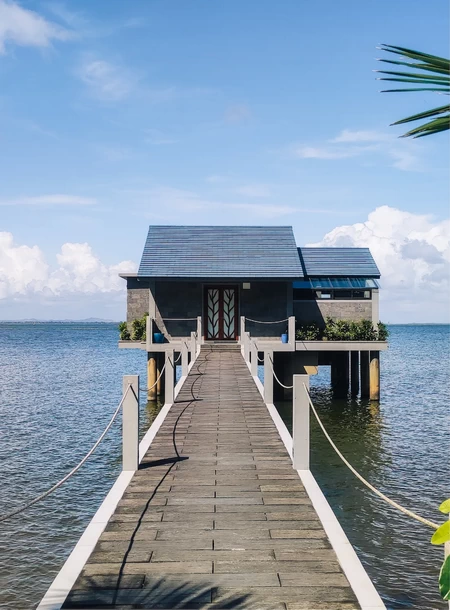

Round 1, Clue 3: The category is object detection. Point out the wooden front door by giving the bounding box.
[204,286,239,340]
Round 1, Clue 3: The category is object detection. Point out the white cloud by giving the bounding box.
[234,184,271,198]
[0,0,72,53]
[294,146,363,160]
[292,128,422,171]
[0,194,96,206]
[0,232,136,301]
[135,186,296,219]
[307,205,450,322]
[330,130,391,144]
[78,58,134,101]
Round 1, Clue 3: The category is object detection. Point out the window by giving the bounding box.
[316,290,332,299]
[334,290,352,299]
[293,289,315,300]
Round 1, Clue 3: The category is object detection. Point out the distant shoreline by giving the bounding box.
[0,320,448,326]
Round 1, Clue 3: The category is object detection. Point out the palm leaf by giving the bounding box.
[377,44,450,138]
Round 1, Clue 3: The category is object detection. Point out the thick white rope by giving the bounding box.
[303,384,439,530]
[0,384,133,523]
[245,317,289,324]
[162,318,198,321]
[141,359,168,393]
[268,356,294,390]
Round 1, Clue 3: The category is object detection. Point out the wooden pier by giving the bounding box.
[62,345,361,610]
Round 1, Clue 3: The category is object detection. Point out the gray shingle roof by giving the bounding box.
[298,247,380,278]
[138,226,304,278]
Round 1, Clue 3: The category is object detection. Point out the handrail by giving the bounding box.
[303,383,439,530]
[245,317,289,324]
[0,384,133,524]
[268,355,294,389]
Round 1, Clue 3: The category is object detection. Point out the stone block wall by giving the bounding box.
[294,300,372,326]
[126,279,150,323]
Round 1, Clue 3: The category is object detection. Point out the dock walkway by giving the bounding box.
[62,345,360,610]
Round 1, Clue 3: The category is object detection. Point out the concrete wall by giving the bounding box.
[294,299,372,326]
[155,281,202,337]
[125,280,291,338]
[126,279,150,323]
[240,282,289,337]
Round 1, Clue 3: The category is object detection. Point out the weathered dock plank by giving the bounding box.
[62,346,360,609]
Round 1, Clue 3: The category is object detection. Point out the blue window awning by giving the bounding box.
[293,277,379,289]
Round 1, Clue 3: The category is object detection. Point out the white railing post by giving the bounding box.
[240,316,246,343]
[122,375,139,472]
[197,316,202,345]
[190,331,197,361]
[181,341,189,377]
[250,340,258,376]
[146,316,152,351]
[292,374,310,470]
[288,316,295,348]
[165,349,175,404]
[243,332,250,362]
[264,351,273,404]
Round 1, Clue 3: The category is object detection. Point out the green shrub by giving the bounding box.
[119,313,149,341]
[298,317,389,341]
[296,322,321,340]
[118,321,130,340]
[377,322,389,341]
[131,313,148,341]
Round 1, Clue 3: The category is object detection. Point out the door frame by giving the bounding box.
[203,284,240,341]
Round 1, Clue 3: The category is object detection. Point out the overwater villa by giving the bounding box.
[119,226,387,400]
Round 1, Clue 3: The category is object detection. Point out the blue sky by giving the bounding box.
[0,0,449,321]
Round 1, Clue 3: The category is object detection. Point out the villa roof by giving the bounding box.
[137,226,304,279]
[298,247,380,278]
[131,226,381,280]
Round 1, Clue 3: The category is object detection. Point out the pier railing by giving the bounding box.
[241,336,444,532]
[0,344,201,524]
[146,315,202,350]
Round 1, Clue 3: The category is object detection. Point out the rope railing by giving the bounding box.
[245,317,289,324]
[0,384,133,524]
[268,356,294,389]
[162,317,198,321]
[303,383,439,530]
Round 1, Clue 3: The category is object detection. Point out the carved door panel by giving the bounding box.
[205,286,238,340]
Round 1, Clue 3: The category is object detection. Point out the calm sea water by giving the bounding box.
[0,323,448,609]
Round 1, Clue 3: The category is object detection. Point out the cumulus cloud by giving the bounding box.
[0,232,136,301]
[308,206,450,322]
[292,128,422,171]
[0,0,72,53]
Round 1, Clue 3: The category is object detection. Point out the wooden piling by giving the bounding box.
[369,350,380,401]
[350,351,359,396]
[147,352,157,400]
[360,351,369,398]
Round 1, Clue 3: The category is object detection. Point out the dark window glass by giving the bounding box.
[334,290,352,299]
[293,289,315,300]
[352,290,371,299]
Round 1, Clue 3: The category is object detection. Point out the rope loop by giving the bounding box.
[162,318,198,321]
[268,356,294,389]
[245,317,289,325]
[302,383,439,530]
[0,384,133,523]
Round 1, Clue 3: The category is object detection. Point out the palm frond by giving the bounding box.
[377,44,450,138]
